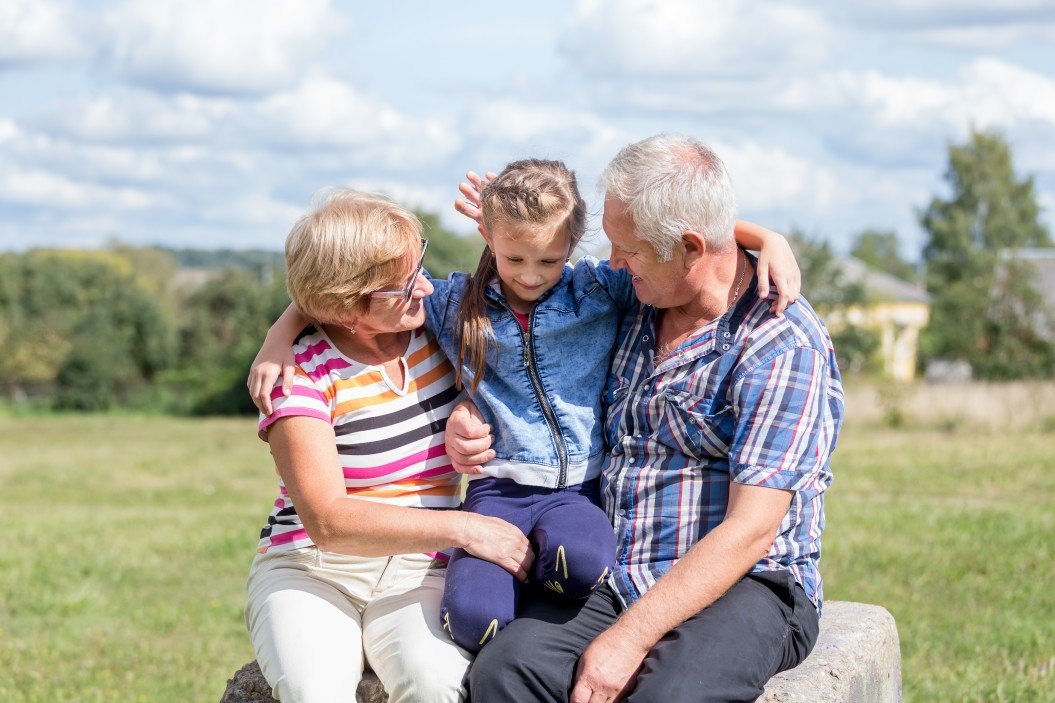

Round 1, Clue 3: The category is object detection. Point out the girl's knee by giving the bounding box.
[440,597,515,653]
[535,542,614,599]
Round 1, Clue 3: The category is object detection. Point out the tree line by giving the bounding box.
[1,130,1052,414]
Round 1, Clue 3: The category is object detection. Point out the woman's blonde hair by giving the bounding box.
[456,159,587,392]
[285,188,422,325]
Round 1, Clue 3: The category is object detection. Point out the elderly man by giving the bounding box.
[448,134,844,702]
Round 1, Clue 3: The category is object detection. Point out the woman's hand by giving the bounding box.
[755,231,801,317]
[460,512,534,583]
[445,401,496,473]
[453,170,496,236]
[248,340,296,415]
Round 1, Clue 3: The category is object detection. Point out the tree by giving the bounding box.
[416,210,484,279]
[919,130,1053,377]
[850,229,918,282]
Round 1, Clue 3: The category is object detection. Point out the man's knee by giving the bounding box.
[467,631,526,696]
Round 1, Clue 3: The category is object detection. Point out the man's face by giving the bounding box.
[602,195,681,307]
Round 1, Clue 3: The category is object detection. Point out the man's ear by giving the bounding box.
[681,229,707,266]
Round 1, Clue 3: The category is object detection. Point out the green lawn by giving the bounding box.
[2,414,1053,701]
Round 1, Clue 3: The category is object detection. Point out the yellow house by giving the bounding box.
[828,257,930,381]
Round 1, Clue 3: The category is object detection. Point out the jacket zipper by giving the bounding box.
[517,313,569,488]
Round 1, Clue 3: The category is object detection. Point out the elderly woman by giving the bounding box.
[244,189,532,702]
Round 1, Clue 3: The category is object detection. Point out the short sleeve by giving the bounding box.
[729,346,832,492]
[257,368,333,441]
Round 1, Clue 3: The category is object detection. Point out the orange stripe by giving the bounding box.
[408,359,453,394]
[408,337,441,368]
[333,372,383,392]
[347,484,460,499]
[333,388,400,416]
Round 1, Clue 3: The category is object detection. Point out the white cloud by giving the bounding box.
[559,0,834,79]
[0,0,85,66]
[102,0,346,95]
[779,59,1055,169]
[0,166,168,211]
[247,76,462,167]
[39,89,234,144]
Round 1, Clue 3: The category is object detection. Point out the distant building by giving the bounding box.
[995,248,1055,341]
[828,256,931,382]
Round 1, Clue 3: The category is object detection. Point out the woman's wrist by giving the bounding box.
[450,511,472,550]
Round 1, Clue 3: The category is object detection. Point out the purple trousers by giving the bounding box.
[440,476,616,653]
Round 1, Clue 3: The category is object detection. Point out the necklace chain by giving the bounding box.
[729,248,747,308]
[654,249,746,364]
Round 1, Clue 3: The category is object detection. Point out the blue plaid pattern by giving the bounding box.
[601,267,844,611]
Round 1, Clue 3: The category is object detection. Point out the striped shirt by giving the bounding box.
[602,271,844,610]
[256,326,463,554]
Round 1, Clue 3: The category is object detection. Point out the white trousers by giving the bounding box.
[245,547,472,703]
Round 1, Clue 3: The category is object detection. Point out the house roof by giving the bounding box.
[834,255,931,304]
[998,247,1055,316]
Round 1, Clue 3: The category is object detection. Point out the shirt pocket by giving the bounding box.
[655,388,732,460]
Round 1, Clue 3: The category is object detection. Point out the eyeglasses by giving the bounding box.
[369,238,428,302]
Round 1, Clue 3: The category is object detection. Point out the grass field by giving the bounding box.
[2,401,1053,701]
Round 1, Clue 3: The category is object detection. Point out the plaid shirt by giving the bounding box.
[602,272,844,611]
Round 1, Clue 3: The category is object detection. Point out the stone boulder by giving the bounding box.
[221,601,900,702]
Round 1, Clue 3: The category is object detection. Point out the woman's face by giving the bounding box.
[355,252,434,336]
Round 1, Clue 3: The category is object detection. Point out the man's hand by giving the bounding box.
[570,626,650,703]
[445,400,495,473]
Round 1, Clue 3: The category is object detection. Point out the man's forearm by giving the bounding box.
[606,513,778,650]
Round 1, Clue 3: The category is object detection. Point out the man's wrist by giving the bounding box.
[608,609,664,655]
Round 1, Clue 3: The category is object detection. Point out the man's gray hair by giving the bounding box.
[599,134,738,261]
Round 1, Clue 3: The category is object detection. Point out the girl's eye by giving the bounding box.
[542,260,559,265]
[507,258,523,263]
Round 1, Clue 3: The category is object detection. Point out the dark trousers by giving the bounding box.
[442,477,616,653]
[468,569,819,703]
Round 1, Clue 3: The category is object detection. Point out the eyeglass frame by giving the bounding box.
[368,237,428,302]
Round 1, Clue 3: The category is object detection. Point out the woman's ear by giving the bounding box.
[478,224,492,247]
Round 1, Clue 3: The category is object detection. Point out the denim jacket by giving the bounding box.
[424,257,635,488]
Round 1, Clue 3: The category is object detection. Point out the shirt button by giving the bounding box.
[724,331,731,338]
[642,335,650,342]
[721,343,731,350]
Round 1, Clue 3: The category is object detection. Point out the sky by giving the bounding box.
[1,0,1054,259]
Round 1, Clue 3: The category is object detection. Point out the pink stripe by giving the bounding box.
[428,551,451,564]
[271,385,328,403]
[341,444,449,480]
[294,338,334,365]
[268,527,308,546]
[259,407,332,435]
[273,497,285,508]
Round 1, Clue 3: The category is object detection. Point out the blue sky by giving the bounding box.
[2,0,1054,259]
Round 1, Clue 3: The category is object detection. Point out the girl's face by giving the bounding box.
[487,224,571,314]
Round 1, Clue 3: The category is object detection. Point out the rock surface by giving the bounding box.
[759,601,902,702]
[219,661,387,703]
[221,601,900,703]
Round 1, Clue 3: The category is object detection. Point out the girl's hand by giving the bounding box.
[460,513,534,582]
[248,342,296,415]
[453,170,497,236]
[445,401,495,473]
[755,232,801,317]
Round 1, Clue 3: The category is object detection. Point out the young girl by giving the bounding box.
[248,160,800,653]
